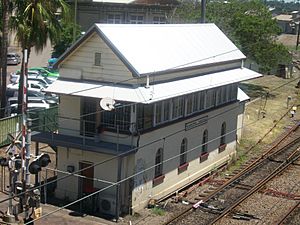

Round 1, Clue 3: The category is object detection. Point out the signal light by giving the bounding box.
[29,154,51,174]
[0,157,9,167]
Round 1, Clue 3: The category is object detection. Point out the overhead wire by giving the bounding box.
[0,99,263,205]
[1,66,298,198]
[1,47,299,219]
[5,96,297,218]
[25,120,260,225]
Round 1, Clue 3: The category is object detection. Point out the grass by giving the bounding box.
[225,73,300,174]
[151,207,165,216]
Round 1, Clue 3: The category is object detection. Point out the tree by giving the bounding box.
[10,0,69,113]
[174,0,292,73]
[0,0,9,118]
[52,20,81,58]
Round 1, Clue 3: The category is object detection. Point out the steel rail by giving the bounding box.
[208,147,300,225]
[164,123,300,225]
[277,200,300,225]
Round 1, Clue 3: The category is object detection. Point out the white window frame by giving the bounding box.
[130,15,144,24]
[107,14,122,24]
[94,52,101,66]
[171,96,184,120]
[154,99,171,126]
[153,16,166,24]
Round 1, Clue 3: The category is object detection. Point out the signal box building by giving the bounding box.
[33,24,261,217]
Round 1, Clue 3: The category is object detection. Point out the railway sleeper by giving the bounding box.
[267,157,284,163]
[231,212,260,221]
[199,202,224,214]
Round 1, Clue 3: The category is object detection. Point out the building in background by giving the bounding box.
[274,11,300,34]
[67,0,179,31]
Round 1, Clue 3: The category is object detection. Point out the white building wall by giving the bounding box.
[131,102,238,211]
[59,33,133,83]
[55,147,119,201]
[237,103,246,141]
[59,95,81,136]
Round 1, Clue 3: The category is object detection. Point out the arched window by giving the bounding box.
[180,138,188,165]
[202,129,208,153]
[155,148,163,178]
[220,122,226,146]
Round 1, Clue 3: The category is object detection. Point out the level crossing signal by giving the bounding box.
[29,153,51,174]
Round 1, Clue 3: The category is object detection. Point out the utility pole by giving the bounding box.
[73,0,78,43]
[296,22,300,50]
[200,0,206,23]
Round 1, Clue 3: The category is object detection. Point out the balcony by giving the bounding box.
[31,131,134,156]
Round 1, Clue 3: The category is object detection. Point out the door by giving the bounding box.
[79,161,94,194]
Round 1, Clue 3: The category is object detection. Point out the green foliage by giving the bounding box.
[52,20,82,58]
[10,0,70,52]
[174,0,292,73]
[151,206,165,216]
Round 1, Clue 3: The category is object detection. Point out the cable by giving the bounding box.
[3,48,240,112]
[0,101,260,205]
[2,68,299,136]
[26,122,254,225]
[2,81,299,193]
[1,55,299,213]
[2,102,298,224]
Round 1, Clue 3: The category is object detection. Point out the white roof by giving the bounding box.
[274,14,292,21]
[94,24,246,75]
[237,88,250,102]
[46,68,261,104]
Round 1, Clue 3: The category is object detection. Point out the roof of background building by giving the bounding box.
[274,14,293,21]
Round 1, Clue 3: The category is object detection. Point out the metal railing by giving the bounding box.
[0,107,59,148]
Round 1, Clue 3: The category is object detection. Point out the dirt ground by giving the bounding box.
[277,34,297,47]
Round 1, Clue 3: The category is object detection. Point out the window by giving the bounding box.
[229,84,238,101]
[101,105,131,131]
[94,53,101,66]
[153,16,166,24]
[130,15,144,24]
[107,14,121,24]
[220,122,226,146]
[137,104,154,130]
[155,100,170,125]
[205,89,216,109]
[172,96,184,119]
[199,91,206,110]
[180,138,188,166]
[186,94,194,115]
[202,129,208,153]
[80,97,97,137]
[155,148,163,178]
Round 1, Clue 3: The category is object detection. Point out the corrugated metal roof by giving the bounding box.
[95,23,246,76]
[46,68,261,104]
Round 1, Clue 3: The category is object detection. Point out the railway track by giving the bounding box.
[165,123,300,225]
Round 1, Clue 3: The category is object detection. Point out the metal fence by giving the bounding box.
[0,115,21,148]
[0,107,58,148]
